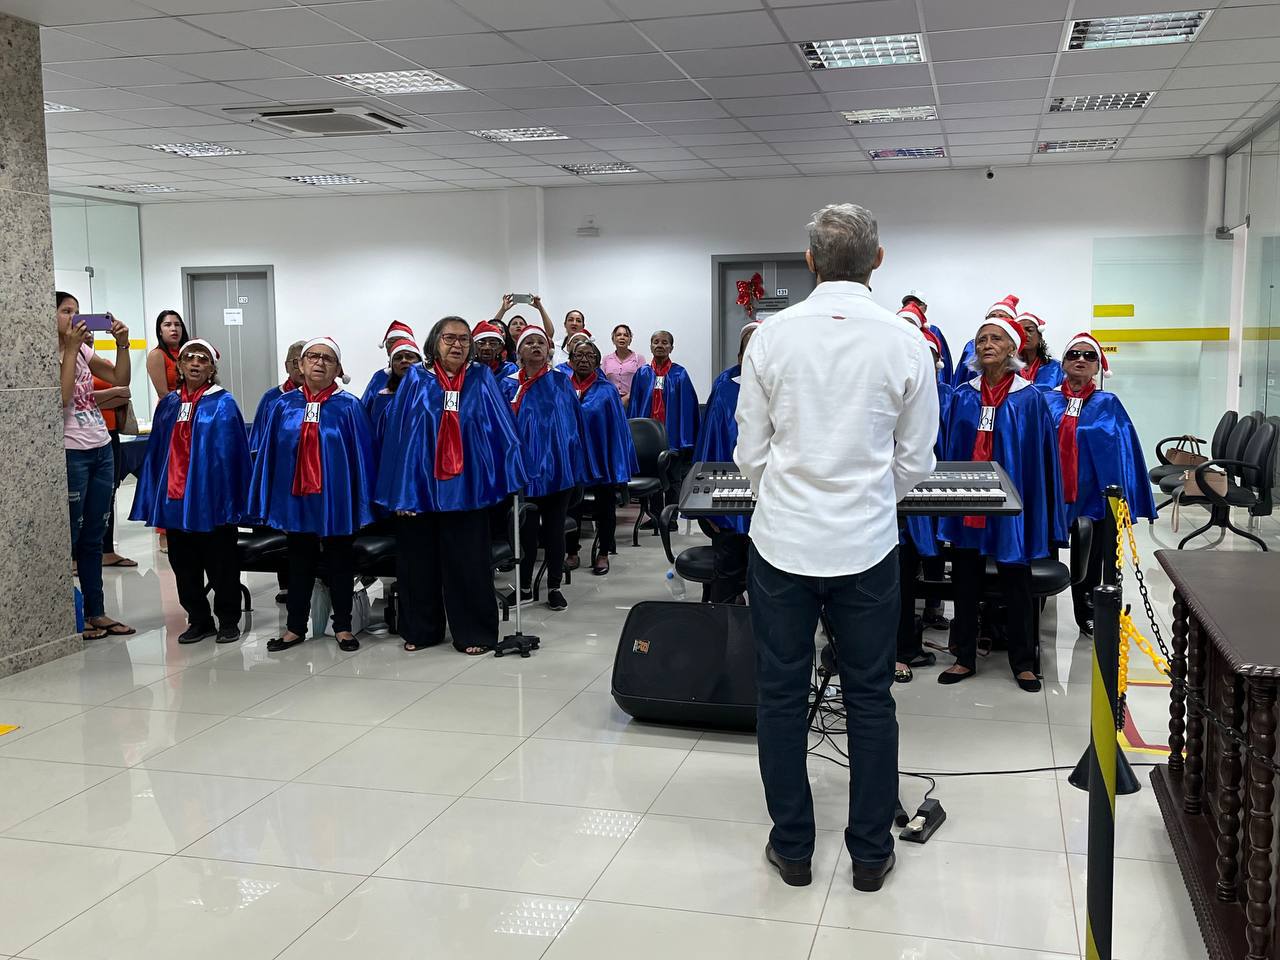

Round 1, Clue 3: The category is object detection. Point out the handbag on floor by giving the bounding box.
[309,579,372,637]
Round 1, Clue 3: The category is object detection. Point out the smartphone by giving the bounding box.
[511,293,534,305]
[74,313,113,332]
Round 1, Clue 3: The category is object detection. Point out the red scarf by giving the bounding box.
[281,378,298,393]
[571,369,597,401]
[292,381,339,496]
[511,363,550,415]
[432,362,466,480]
[649,358,673,422]
[1057,380,1096,504]
[165,381,212,499]
[964,373,1018,529]
[1021,356,1042,382]
[484,357,503,374]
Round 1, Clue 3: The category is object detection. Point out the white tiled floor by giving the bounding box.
[0,484,1256,959]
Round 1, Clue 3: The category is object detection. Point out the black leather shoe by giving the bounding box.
[216,625,240,644]
[274,592,287,604]
[765,844,811,887]
[1015,675,1042,693]
[852,852,895,892]
[178,623,215,644]
[937,668,974,685]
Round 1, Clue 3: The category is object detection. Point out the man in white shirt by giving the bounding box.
[734,202,938,894]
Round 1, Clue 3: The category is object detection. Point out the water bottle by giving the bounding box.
[665,569,687,600]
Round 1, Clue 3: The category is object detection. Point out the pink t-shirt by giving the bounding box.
[603,350,646,400]
[63,344,111,451]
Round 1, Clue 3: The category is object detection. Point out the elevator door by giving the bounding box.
[714,255,815,372]
[183,267,277,416]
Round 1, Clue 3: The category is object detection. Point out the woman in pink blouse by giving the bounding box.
[602,324,646,407]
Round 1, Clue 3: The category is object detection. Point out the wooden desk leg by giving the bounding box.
[1215,672,1244,902]
[1245,678,1276,960]
[1184,617,1206,815]
[1169,590,1188,776]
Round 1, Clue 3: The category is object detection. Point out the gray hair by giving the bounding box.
[806,203,880,283]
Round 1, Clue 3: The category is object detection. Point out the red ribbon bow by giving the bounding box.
[736,272,766,317]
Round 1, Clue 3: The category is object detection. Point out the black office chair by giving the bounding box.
[1174,419,1278,551]
[1149,410,1236,515]
[1160,415,1256,499]
[627,418,674,546]
[656,503,716,601]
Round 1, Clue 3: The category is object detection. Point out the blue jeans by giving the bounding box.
[748,544,900,865]
[67,443,115,620]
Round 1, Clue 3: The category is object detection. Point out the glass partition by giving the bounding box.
[49,193,154,419]
[1091,235,1233,450]
[1239,121,1280,417]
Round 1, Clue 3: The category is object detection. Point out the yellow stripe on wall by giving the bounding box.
[1093,304,1135,318]
[1092,327,1230,343]
[93,339,147,350]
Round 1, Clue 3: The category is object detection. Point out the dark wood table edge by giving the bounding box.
[1152,765,1248,960]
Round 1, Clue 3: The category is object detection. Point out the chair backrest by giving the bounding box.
[1241,420,1278,497]
[1069,517,1094,585]
[629,418,670,477]
[1211,410,1239,460]
[1222,417,1257,479]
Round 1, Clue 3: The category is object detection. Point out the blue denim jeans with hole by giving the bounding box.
[67,443,115,620]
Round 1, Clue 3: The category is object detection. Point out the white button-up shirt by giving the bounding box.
[734,280,939,577]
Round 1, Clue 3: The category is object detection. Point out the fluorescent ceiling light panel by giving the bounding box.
[44,101,79,113]
[470,127,568,142]
[327,69,464,95]
[1049,92,1154,112]
[145,142,247,157]
[800,34,924,69]
[842,105,938,124]
[868,146,945,160]
[1066,11,1209,49]
[1037,138,1120,153]
[560,162,640,175]
[285,174,371,185]
[95,183,180,193]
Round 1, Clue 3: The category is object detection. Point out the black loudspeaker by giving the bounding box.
[611,600,757,731]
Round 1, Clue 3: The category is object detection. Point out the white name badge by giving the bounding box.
[443,390,460,413]
[304,402,321,424]
[1066,397,1084,417]
[177,402,193,423]
[654,375,666,390]
[978,405,996,432]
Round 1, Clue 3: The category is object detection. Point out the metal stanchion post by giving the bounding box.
[1083,583,1122,960]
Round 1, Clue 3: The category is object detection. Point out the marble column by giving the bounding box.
[0,13,80,676]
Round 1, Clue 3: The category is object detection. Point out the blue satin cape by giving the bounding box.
[376,363,525,513]
[246,387,376,536]
[577,374,637,487]
[1027,359,1065,390]
[951,340,976,388]
[499,368,588,497]
[938,378,1068,564]
[902,380,955,556]
[692,365,750,535]
[928,323,954,385]
[248,384,290,457]
[1044,388,1157,524]
[626,362,701,452]
[129,388,250,532]
[360,368,389,408]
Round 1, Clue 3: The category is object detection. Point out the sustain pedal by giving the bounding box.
[898,798,946,844]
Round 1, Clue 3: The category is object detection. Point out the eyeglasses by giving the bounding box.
[438,334,472,346]
[302,352,338,365]
[1064,350,1099,362]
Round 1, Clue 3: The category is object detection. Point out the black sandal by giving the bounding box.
[267,635,305,652]
[894,665,913,683]
[337,636,360,652]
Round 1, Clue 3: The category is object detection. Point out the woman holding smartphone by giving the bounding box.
[57,291,136,640]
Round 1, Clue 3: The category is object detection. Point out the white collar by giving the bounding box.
[180,384,223,396]
[965,374,1032,394]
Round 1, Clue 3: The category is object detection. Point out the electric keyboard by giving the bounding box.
[678,461,1023,518]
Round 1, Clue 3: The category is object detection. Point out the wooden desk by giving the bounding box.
[1154,549,1280,960]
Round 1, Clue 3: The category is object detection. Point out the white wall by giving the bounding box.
[141,159,1210,397]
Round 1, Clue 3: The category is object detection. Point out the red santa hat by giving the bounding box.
[516,325,549,351]
[388,340,421,361]
[565,329,594,348]
[986,294,1020,320]
[977,315,1026,354]
[379,320,415,348]
[180,338,220,362]
[1064,332,1110,378]
[921,328,944,369]
[472,321,505,343]
[897,302,927,330]
[301,336,350,383]
[1015,311,1046,330]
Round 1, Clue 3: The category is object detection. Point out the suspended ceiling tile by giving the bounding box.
[932,54,1055,85]
[669,44,806,78]
[926,22,1063,61]
[304,0,489,39]
[771,0,922,41]
[920,0,1069,32]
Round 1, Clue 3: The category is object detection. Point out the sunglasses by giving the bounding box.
[1064,350,1099,362]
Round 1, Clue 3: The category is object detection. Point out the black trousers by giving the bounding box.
[567,485,619,557]
[708,530,750,603]
[396,510,497,652]
[896,536,923,662]
[102,430,121,554]
[1070,525,1105,629]
[167,525,240,629]
[749,545,899,865]
[921,556,945,612]
[663,449,692,507]
[948,549,1035,674]
[520,489,572,590]
[285,533,355,637]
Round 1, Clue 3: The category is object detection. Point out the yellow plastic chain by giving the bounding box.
[1108,497,1171,699]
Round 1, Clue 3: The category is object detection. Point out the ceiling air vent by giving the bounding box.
[223,103,415,137]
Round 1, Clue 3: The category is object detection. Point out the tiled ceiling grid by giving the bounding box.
[8,0,1280,202]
